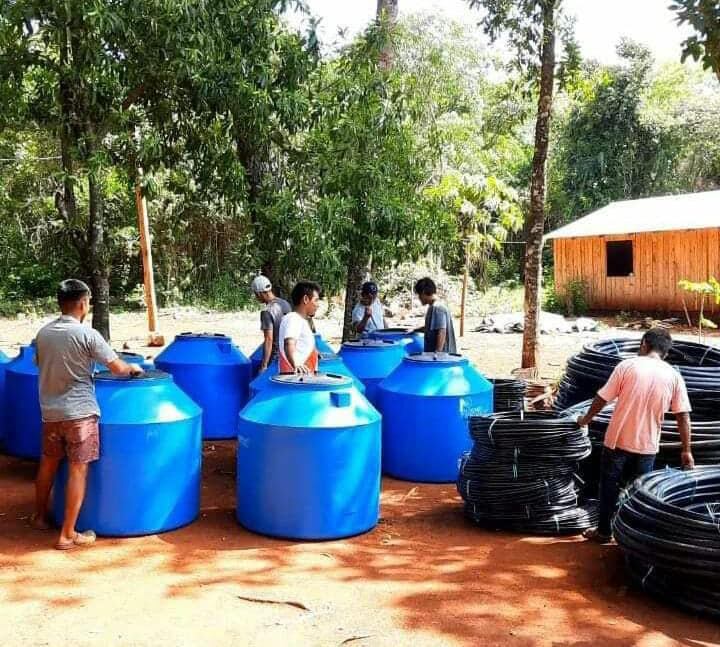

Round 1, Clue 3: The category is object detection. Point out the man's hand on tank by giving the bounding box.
[129,364,144,377]
[294,365,310,375]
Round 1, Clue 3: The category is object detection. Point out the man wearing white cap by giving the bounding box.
[251,275,291,373]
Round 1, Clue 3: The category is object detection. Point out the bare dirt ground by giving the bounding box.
[1,309,719,647]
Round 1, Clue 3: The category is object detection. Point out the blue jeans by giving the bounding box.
[598,447,655,536]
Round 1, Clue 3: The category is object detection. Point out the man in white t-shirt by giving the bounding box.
[351,281,386,337]
[278,281,322,374]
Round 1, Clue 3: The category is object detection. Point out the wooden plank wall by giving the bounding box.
[552,228,720,313]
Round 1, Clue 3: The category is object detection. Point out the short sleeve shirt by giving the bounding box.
[598,355,691,455]
[351,299,385,334]
[35,315,118,422]
[423,302,457,354]
[278,312,316,366]
[259,297,291,356]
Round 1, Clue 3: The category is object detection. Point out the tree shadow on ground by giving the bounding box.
[1,445,719,646]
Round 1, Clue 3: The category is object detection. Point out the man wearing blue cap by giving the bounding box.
[352,281,386,336]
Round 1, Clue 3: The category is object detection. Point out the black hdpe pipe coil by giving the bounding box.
[614,467,720,618]
[459,411,596,535]
[490,378,526,412]
[555,338,720,411]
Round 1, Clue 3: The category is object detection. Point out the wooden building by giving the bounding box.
[546,191,720,312]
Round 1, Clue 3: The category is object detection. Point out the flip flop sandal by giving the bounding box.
[30,515,52,531]
[55,530,97,551]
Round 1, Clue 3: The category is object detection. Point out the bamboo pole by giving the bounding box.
[135,170,164,347]
[460,240,469,337]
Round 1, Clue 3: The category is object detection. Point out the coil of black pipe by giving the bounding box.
[555,337,720,412]
[489,378,526,412]
[458,411,597,535]
[563,399,720,497]
[613,467,720,618]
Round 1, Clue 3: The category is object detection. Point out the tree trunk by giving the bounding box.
[339,0,399,342]
[521,0,557,369]
[460,241,469,337]
[87,150,111,340]
[342,252,370,342]
[376,0,399,69]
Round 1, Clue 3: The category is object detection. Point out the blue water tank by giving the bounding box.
[154,333,250,440]
[378,352,493,483]
[338,339,404,407]
[52,370,202,536]
[4,344,41,460]
[94,351,154,373]
[237,373,381,540]
[249,352,365,398]
[0,349,10,448]
[369,328,425,355]
[250,332,335,376]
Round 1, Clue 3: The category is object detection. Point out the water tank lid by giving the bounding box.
[319,352,339,361]
[271,373,351,387]
[374,327,412,334]
[406,352,466,364]
[175,332,231,341]
[95,369,169,382]
[342,339,399,349]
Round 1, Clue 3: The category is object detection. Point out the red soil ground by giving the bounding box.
[1,442,719,647]
[1,312,719,646]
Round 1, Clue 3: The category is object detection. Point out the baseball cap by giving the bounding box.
[251,275,272,294]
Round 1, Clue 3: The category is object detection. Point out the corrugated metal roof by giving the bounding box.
[545,190,720,239]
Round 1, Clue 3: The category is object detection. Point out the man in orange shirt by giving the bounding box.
[576,328,693,543]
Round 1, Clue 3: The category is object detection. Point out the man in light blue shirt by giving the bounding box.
[351,281,386,336]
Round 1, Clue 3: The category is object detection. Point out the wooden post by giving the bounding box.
[460,240,469,337]
[135,170,164,347]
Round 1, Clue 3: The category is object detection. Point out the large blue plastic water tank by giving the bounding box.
[338,339,404,407]
[155,333,250,440]
[4,344,41,460]
[369,328,425,355]
[52,370,202,536]
[250,332,335,376]
[378,352,493,483]
[237,373,381,540]
[94,351,154,373]
[0,349,10,448]
[249,352,365,398]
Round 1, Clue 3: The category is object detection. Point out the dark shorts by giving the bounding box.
[42,415,100,464]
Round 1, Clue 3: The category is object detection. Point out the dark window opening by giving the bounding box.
[606,240,634,277]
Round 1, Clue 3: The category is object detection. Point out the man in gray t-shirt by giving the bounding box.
[251,275,291,372]
[33,279,142,550]
[414,277,457,354]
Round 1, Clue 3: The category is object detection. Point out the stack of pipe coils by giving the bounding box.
[564,400,720,496]
[458,411,598,535]
[555,338,720,412]
[614,467,720,618]
[490,378,526,412]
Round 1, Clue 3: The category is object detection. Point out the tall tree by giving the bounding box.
[340,0,401,342]
[672,0,720,81]
[0,1,133,339]
[469,0,563,369]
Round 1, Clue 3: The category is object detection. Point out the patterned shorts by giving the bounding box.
[42,415,100,464]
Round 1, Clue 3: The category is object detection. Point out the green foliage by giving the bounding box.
[564,279,589,317]
[543,278,588,316]
[424,170,523,283]
[548,41,720,226]
[672,0,720,80]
